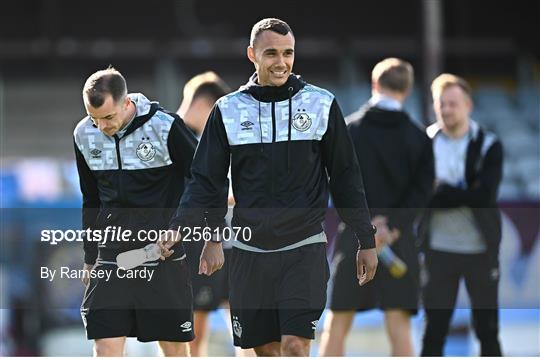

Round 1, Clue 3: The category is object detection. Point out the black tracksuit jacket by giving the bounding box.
[419,122,504,268]
[74,94,197,264]
[170,74,375,250]
[346,105,434,263]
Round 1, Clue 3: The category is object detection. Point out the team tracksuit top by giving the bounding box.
[170,73,375,251]
[74,93,197,265]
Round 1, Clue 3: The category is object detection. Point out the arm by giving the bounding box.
[167,114,198,181]
[429,141,503,208]
[169,104,230,233]
[393,134,435,229]
[321,99,376,249]
[74,141,101,267]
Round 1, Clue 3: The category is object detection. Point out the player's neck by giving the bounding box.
[442,120,469,139]
[121,101,137,130]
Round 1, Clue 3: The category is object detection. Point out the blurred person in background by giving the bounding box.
[420,73,503,356]
[320,58,434,356]
[168,18,378,356]
[74,67,197,356]
[177,71,255,357]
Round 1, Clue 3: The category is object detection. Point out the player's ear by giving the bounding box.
[247,46,256,64]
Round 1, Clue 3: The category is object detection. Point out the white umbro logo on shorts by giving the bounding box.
[311,320,318,330]
[180,321,192,332]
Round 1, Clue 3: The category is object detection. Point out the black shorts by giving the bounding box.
[81,258,194,342]
[184,240,229,311]
[329,226,419,314]
[229,243,329,348]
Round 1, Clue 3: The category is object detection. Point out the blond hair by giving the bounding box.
[372,58,414,93]
[431,73,472,99]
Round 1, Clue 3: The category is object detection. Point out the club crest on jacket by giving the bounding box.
[136,137,156,161]
[292,110,311,132]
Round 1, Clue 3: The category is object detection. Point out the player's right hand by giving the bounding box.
[82,263,94,286]
[158,229,181,260]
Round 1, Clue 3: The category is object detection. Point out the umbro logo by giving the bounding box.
[240,121,254,130]
[180,321,192,332]
[90,149,102,159]
[311,320,319,330]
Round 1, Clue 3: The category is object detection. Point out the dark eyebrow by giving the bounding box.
[89,112,116,120]
[263,48,294,55]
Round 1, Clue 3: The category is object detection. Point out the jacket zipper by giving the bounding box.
[271,101,276,196]
[114,135,125,203]
[271,101,276,143]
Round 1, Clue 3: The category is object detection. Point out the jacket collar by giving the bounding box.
[239,72,305,102]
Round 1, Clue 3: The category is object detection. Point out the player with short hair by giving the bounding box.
[74,67,197,356]
[167,18,378,356]
[420,73,503,356]
[320,57,434,356]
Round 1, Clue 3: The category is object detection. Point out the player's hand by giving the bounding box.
[372,216,400,252]
[199,241,224,276]
[158,229,181,260]
[356,248,378,286]
[82,263,94,286]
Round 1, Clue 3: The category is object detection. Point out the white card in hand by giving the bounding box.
[116,243,161,270]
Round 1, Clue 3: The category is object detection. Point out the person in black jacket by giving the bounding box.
[74,67,197,356]
[178,71,256,358]
[420,73,503,356]
[320,58,434,356]
[166,18,378,356]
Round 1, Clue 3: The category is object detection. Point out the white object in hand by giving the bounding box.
[116,243,161,270]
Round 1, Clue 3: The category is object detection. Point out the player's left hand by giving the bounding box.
[356,248,378,286]
[199,241,224,276]
[158,229,181,260]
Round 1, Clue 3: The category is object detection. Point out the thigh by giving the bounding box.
[185,240,227,311]
[81,265,135,340]
[277,244,329,339]
[229,309,281,349]
[228,248,281,348]
[228,248,279,311]
[278,243,329,311]
[423,250,462,309]
[135,259,195,342]
[135,258,193,310]
[378,260,419,314]
[329,229,377,311]
[157,341,190,356]
[83,309,135,340]
[136,308,194,342]
[463,254,499,309]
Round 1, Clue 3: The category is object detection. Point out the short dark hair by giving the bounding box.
[250,18,293,47]
[83,66,127,108]
[182,71,230,106]
[372,58,414,93]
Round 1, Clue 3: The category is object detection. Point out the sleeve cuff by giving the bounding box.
[355,225,377,250]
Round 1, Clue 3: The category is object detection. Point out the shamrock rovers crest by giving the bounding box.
[136,137,156,161]
[292,109,311,132]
